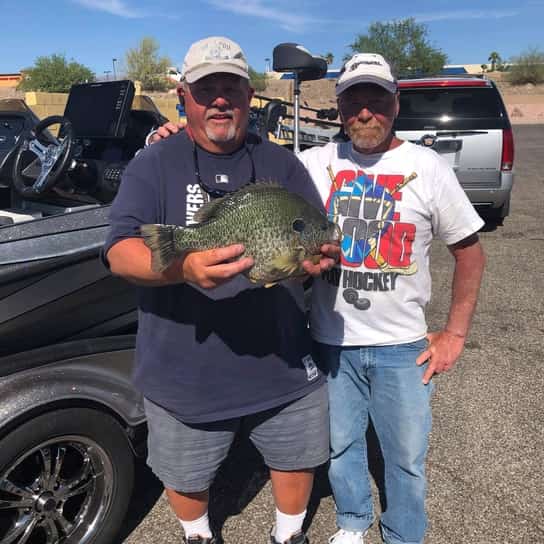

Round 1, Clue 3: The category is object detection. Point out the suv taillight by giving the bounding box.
[501,127,514,171]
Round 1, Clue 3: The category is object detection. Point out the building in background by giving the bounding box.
[0,73,22,88]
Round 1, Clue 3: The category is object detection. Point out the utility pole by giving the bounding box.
[112,58,117,80]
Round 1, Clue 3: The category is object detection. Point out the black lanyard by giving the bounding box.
[192,141,256,199]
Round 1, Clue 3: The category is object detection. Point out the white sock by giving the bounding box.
[274,508,306,543]
[178,511,212,539]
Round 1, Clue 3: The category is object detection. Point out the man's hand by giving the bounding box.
[302,243,341,277]
[147,121,185,145]
[181,244,254,289]
[415,233,484,385]
[415,330,466,385]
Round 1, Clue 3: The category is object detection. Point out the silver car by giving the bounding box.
[395,76,514,223]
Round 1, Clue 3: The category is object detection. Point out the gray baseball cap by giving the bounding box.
[336,53,397,95]
[181,36,250,84]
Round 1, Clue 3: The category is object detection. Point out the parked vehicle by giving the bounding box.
[395,76,515,222]
[253,70,514,223]
[0,80,167,544]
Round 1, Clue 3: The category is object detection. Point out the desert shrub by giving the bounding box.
[508,48,544,85]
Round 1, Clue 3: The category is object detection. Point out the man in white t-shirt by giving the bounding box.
[297,53,485,544]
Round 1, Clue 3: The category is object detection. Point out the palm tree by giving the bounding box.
[324,52,334,65]
[488,52,501,72]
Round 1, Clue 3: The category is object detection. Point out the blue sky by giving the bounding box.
[2,0,543,75]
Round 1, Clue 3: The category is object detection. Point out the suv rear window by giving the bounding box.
[395,87,508,131]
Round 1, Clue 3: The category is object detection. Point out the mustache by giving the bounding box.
[348,122,382,132]
[205,109,234,120]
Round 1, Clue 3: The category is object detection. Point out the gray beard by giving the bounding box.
[205,123,236,143]
[348,126,386,152]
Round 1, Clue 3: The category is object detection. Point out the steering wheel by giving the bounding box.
[12,115,74,196]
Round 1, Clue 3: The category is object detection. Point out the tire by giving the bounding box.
[0,408,135,544]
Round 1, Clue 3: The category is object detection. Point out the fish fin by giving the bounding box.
[195,182,288,223]
[140,224,179,273]
[270,252,301,276]
[242,180,283,191]
[193,197,228,223]
[228,181,284,200]
[194,182,284,223]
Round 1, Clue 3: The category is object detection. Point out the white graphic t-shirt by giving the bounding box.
[298,140,484,346]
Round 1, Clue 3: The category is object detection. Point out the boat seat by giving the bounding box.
[273,43,327,81]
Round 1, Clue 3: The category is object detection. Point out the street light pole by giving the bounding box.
[112,58,117,80]
[104,70,111,81]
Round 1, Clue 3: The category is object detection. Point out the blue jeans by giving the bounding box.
[314,340,433,544]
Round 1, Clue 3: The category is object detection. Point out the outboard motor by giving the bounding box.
[272,43,327,153]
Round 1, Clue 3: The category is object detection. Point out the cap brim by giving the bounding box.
[184,63,249,84]
[336,75,397,96]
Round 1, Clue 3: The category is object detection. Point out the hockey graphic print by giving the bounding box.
[322,167,418,310]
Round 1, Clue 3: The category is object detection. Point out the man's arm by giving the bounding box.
[107,238,254,289]
[416,233,485,384]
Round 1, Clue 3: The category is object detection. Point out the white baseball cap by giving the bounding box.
[181,36,249,84]
[336,53,397,96]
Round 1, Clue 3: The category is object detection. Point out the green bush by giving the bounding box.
[508,48,544,85]
[348,18,447,76]
[18,54,94,92]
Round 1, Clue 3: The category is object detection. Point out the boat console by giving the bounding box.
[0,80,166,223]
[0,80,167,356]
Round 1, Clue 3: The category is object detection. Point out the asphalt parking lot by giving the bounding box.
[119,125,544,544]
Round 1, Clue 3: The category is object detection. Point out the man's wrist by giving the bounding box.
[444,328,466,339]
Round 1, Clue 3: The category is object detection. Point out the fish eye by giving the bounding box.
[292,218,305,233]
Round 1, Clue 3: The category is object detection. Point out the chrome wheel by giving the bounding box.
[0,436,114,544]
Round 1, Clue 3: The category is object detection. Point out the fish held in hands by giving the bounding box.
[140,183,340,285]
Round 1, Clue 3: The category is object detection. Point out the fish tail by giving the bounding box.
[140,224,179,273]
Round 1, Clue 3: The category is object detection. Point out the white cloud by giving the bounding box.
[206,0,324,32]
[71,0,146,18]
[411,9,519,23]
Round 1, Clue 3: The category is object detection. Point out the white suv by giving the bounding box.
[394,76,514,223]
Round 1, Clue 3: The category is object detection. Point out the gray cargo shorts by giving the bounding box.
[144,383,329,492]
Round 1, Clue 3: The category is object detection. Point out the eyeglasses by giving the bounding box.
[192,142,256,199]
